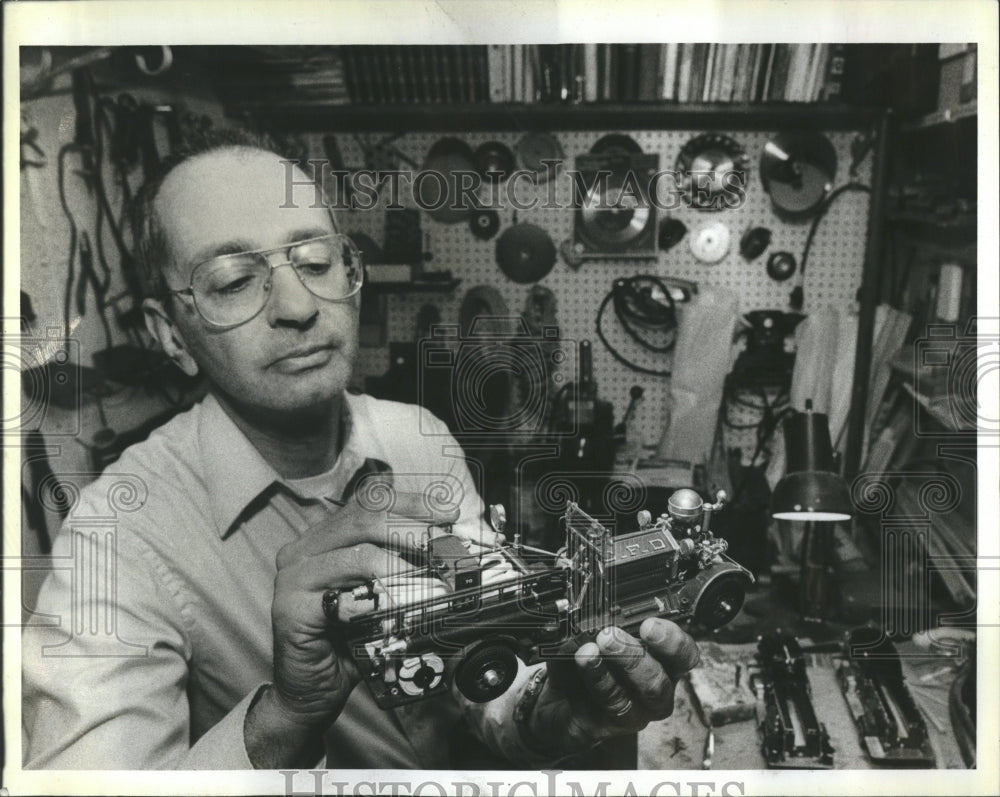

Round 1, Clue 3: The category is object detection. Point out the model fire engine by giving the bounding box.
[324,488,753,708]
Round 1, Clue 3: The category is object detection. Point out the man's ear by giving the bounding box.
[142,298,199,377]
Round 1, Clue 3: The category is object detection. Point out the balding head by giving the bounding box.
[130,129,294,301]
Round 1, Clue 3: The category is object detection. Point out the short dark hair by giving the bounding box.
[129,128,287,299]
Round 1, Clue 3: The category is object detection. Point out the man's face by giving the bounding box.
[154,148,358,416]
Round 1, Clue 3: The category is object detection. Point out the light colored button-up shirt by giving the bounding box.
[22,392,531,769]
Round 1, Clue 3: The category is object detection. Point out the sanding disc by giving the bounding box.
[469,208,500,240]
[515,132,564,183]
[421,137,476,224]
[760,132,837,218]
[459,285,511,337]
[495,223,557,284]
[474,141,516,183]
[590,133,643,156]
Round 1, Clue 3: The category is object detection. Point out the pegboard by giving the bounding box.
[310,127,873,459]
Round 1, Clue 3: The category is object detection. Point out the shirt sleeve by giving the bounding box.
[21,517,257,770]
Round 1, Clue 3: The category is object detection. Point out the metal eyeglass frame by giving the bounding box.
[164,232,364,328]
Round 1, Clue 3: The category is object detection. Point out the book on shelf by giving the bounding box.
[516,43,524,102]
[583,43,598,102]
[638,43,660,101]
[821,43,846,101]
[702,43,717,102]
[785,43,808,101]
[719,43,738,102]
[618,43,639,101]
[565,43,580,102]
[768,44,791,101]
[441,46,457,103]
[598,43,613,101]
[662,42,678,100]
[378,47,396,104]
[526,44,539,103]
[488,44,504,103]
[454,45,468,103]
[677,43,694,102]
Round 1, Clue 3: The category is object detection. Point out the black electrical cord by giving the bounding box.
[89,99,117,295]
[721,376,793,502]
[96,96,152,355]
[69,78,117,353]
[595,275,677,377]
[790,181,871,311]
[57,144,82,341]
[77,233,114,351]
[81,70,142,301]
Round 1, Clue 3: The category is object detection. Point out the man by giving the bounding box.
[22,131,700,769]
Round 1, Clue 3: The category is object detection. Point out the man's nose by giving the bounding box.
[265,264,319,327]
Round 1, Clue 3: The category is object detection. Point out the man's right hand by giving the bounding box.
[244,490,460,768]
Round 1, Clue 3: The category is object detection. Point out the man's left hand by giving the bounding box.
[525,617,700,759]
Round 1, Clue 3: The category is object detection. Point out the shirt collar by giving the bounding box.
[198,392,367,538]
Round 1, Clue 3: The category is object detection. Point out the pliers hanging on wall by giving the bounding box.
[20,113,47,169]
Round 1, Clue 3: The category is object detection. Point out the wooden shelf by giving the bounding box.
[887,210,977,239]
[888,210,975,227]
[238,101,884,133]
[901,102,977,132]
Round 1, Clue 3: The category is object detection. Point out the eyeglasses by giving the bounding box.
[166,233,363,327]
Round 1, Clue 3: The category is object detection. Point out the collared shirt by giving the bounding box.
[22,392,527,769]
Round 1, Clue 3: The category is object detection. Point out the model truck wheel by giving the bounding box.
[693,572,748,628]
[455,642,518,703]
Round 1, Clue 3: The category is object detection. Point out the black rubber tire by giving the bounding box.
[693,573,747,629]
[454,642,518,703]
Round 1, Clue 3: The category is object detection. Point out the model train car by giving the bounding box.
[754,633,835,769]
[324,488,753,709]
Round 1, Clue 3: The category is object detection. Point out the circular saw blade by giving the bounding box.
[495,223,557,284]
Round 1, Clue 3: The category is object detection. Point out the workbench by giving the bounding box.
[638,640,967,770]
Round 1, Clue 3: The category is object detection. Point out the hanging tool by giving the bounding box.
[766,251,797,282]
[21,112,49,228]
[421,137,477,223]
[20,113,47,169]
[760,132,838,219]
[474,140,516,183]
[702,728,714,769]
[657,217,687,253]
[612,385,645,453]
[595,274,683,377]
[75,233,92,316]
[495,222,557,284]
[739,226,772,261]
[110,93,141,167]
[133,45,173,76]
[469,208,500,240]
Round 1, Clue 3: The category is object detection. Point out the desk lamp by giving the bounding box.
[771,400,852,623]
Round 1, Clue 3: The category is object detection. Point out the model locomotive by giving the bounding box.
[324,488,753,709]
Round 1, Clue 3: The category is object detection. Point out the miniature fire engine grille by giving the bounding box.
[562,511,613,635]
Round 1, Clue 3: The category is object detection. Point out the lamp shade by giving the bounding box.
[771,402,852,522]
[771,470,852,521]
